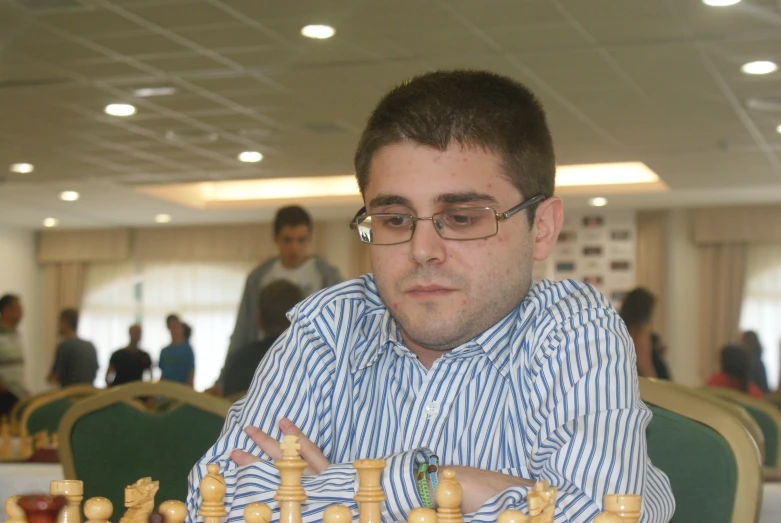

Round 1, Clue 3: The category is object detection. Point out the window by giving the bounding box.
[739,244,781,391]
[81,260,255,390]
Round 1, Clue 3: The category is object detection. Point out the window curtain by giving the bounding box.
[739,244,781,391]
[636,211,668,340]
[698,243,747,382]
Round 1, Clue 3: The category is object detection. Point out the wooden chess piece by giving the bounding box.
[5,495,27,523]
[244,503,272,523]
[353,459,386,523]
[274,436,307,523]
[33,433,49,451]
[407,508,437,523]
[527,481,556,523]
[593,513,622,523]
[50,480,83,523]
[497,509,528,523]
[198,465,227,523]
[0,421,12,459]
[119,478,159,523]
[435,468,462,523]
[603,494,641,523]
[49,435,59,450]
[17,495,66,523]
[84,498,112,523]
[19,435,34,459]
[322,506,351,523]
[158,501,186,523]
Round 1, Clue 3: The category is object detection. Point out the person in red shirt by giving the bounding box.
[707,345,764,398]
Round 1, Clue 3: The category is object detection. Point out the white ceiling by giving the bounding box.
[1,0,781,229]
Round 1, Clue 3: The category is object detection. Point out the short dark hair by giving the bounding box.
[259,280,303,338]
[273,206,313,236]
[720,345,750,393]
[618,288,656,329]
[0,294,19,315]
[60,308,79,331]
[353,70,555,225]
[166,314,180,327]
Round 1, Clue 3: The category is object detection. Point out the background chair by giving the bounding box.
[20,385,101,437]
[58,381,229,514]
[640,378,763,523]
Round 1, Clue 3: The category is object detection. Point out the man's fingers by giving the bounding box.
[279,418,331,474]
[230,449,260,466]
[245,426,282,460]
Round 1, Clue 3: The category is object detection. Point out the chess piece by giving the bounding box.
[50,480,83,523]
[497,510,528,523]
[274,436,307,523]
[0,421,12,459]
[593,513,621,523]
[5,495,27,523]
[84,498,112,523]
[603,494,641,523]
[119,478,159,523]
[158,501,186,523]
[322,506,351,523]
[527,481,556,523]
[198,465,227,523]
[19,435,33,458]
[17,496,66,523]
[407,508,437,523]
[34,432,49,451]
[244,503,272,523]
[50,435,59,450]
[435,468,462,523]
[353,459,386,523]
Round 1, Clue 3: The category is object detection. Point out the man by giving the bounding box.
[105,324,152,387]
[159,315,194,387]
[49,308,99,387]
[618,288,657,379]
[0,294,27,415]
[206,206,342,396]
[187,71,674,522]
[221,280,303,397]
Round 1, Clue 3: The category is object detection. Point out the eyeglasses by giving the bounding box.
[349,194,546,245]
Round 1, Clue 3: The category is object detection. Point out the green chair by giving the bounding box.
[21,385,100,437]
[58,381,230,515]
[640,378,763,523]
[704,387,781,469]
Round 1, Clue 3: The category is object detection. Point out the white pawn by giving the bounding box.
[408,508,437,523]
[84,498,112,523]
[159,501,186,523]
[244,503,271,523]
[4,495,26,523]
[435,469,463,523]
[323,506,351,523]
[497,509,528,523]
[198,464,227,523]
[593,513,621,523]
[50,480,84,523]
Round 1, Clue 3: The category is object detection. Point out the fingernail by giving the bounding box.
[279,419,293,431]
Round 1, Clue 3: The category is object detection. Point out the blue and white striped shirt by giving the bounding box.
[187,276,674,523]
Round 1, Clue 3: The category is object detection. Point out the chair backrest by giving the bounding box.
[703,387,781,468]
[21,385,101,437]
[639,378,763,523]
[58,381,230,514]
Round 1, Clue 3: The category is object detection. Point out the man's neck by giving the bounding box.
[125,343,139,351]
[61,332,77,340]
[279,255,310,270]
[399,332,452,370]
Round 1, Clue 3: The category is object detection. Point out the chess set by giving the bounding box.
[0,417,58,462]
[4,435,642,523]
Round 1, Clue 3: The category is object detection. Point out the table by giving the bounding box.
[762,483,781,523]
[0,463,64,517]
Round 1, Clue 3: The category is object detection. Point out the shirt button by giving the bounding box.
[424,402,440,417]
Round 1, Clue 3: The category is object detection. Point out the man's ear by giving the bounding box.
[532,197,563,261]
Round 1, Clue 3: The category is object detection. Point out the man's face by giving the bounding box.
[365,142,537,352]
[129,325,142,344]
[3,299,22,327]
[275,224,312,268]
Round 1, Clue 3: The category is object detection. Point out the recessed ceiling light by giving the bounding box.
[10,163,34,174]
[238,151,263,163]
[59,191,80,202]
[702,0,740,6]
[43,218,59,228]
[741,61,778,75]
[301,24,335,39]
[588,197,608,207]
[777,124,781,134]
[133,86,176,98]
[155,213,172,224]
[104,103,137,117]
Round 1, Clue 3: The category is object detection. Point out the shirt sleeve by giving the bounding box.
[469,299,674,523]
[185,310,427,523]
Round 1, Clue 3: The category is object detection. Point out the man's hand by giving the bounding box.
[230,418,330,475]
[444,466,535,513]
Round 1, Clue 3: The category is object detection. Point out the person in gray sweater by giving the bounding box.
[207,206,343,396]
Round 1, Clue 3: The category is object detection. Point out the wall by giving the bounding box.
[0,228,46,393]
[664,210,701,386]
